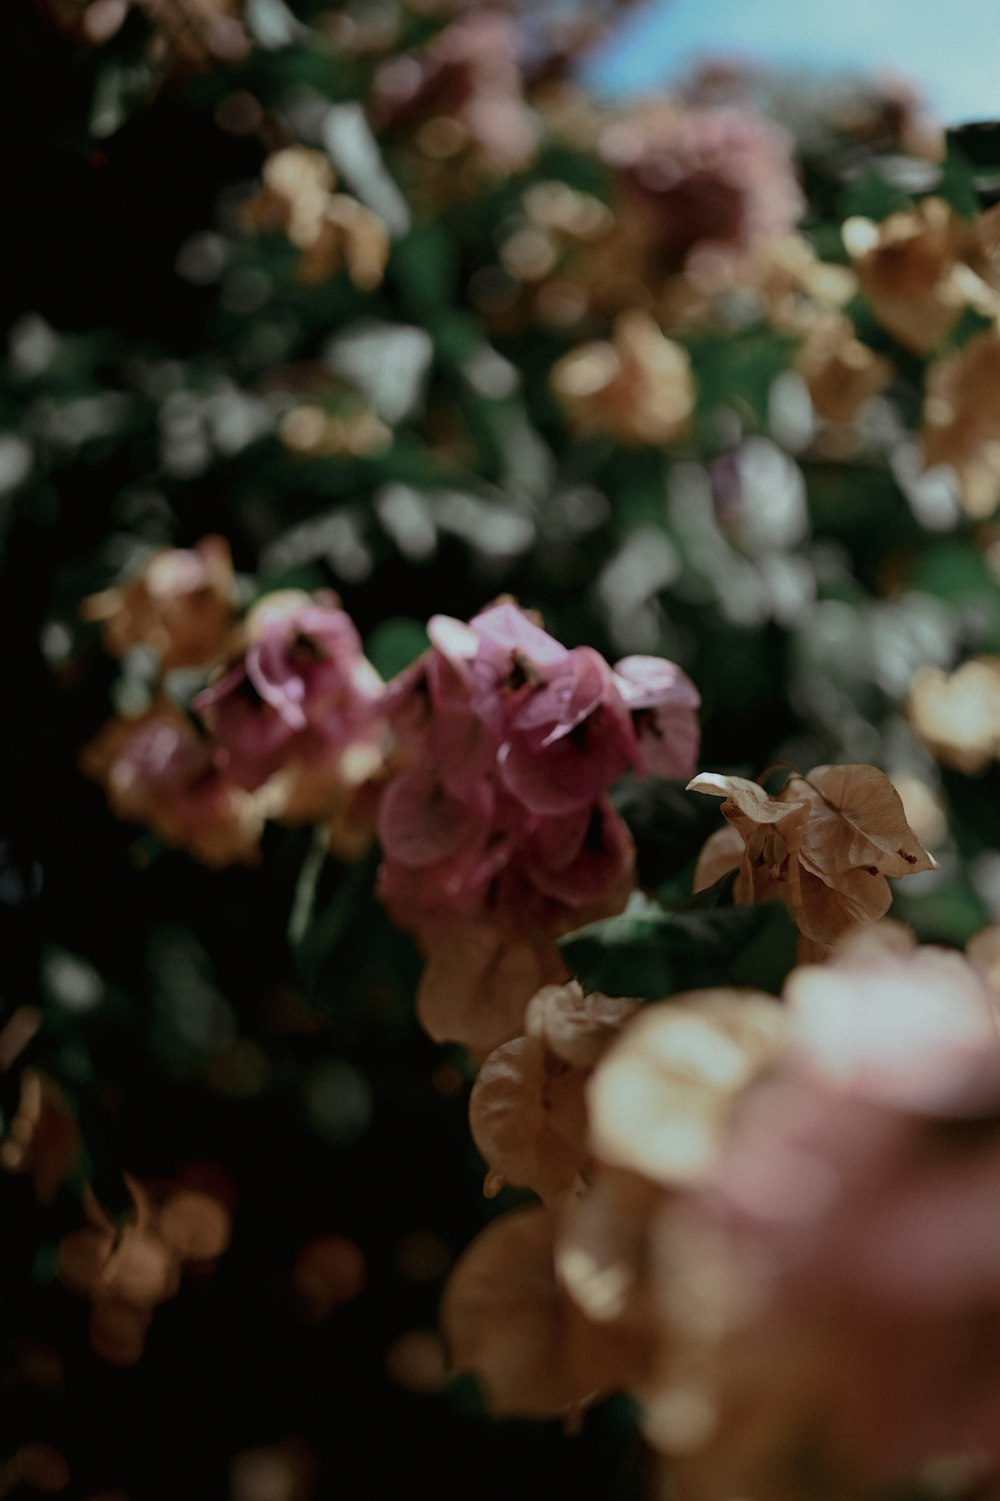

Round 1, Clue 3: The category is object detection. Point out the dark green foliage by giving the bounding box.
[559,898,798,1001]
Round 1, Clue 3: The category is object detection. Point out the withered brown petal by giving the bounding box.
[692,825,744,895]
[156,1191,232,1262]
[588,992,787,1187]
[101,1229,181,1308]
[525,980,638,1069]
[469,1037,589,1202]
[687,774,808,828]
[802,765,938,877]
[417,926,567,1059]
[789,860,893,946]
[442,1205,620,1418]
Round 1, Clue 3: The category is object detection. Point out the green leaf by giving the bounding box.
[365,617,429,680]
[391,223,458,317]
[293,846,380,992]
[911,540,1000,650]
[936,304,995,356]
[612,775,724,888]
[938,136,980,220]
[559,899,797,1001]
[946,120,1000,182]
[893,879,990,948]
[837,167,913,223]
[687,329,799,440]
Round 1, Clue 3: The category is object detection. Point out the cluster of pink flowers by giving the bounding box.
[87,587,385,863]
[193,592,383,798]
[372,11,540,175]
[376,600,700,947]
[601,102,804,270]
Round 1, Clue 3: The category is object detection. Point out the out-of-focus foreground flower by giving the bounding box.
[445,925,1000,1498]
[83,578,388,863]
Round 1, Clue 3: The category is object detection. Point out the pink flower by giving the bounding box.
[524,796,635,908]
[377,766,495,870]
[603,102,804,268]
[376,600,699,959]
[82,707,266,867]
[465,602,569,738]
[195,594,382,791]
[614,655,701,780]
[376,827,512,941]
[372,13,540,175]
[499,647,638,815]
[657,933,1000,1492]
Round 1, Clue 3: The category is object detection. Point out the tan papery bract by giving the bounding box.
[0,1068,82,1205]
[58,1176,231,1366]
[843,197,972,355]
[967,923,1000,996]
[909,657,1000,773]
[525,981,638,1070]
[552,310,695,447]
[82,536,235,672]
[688,765,936,945]
[442,1204,633,1419]
[470,982,638,1201]
[794,312,891,427]
[244,148,389,290]
[691,823,743,895]
[588,990,786,1188]
[470,1037,590,1202]
[632,929,1000,1497]
[923,331,1000,518]
[416,925,569,1060]
[81,704,270,869]
[555,1163,664,1355]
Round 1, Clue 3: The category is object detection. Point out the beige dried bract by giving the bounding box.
[588,991,786,1188]
[298,196,390,291]
[786,928,1000,1114]
[245,148,389,291]
[909,657,1000,773]
[691,823,743,894]
[525,981,638,1070]
[843,197,971,355]
[82,536,235,672]
[794,312,891,426]
[967,923,1000,994]
[800,764,937,875]
[923,331,1000,518]
[688,766,937,945]
[471,1037,589,1202]
[0,1068,82,1205]
[469,982,637,1201]
[555,1162,662,1340]
[552,310,695,446]
[81,704,270,869]
[442,1204,631,1418]
[58,1176,230,1366]
[416,924,568,1060]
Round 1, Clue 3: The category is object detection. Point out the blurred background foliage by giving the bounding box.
[4,0,1000,1495]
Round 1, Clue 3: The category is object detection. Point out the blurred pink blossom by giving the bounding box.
[195,596,382,791]
[377,600,699,949]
